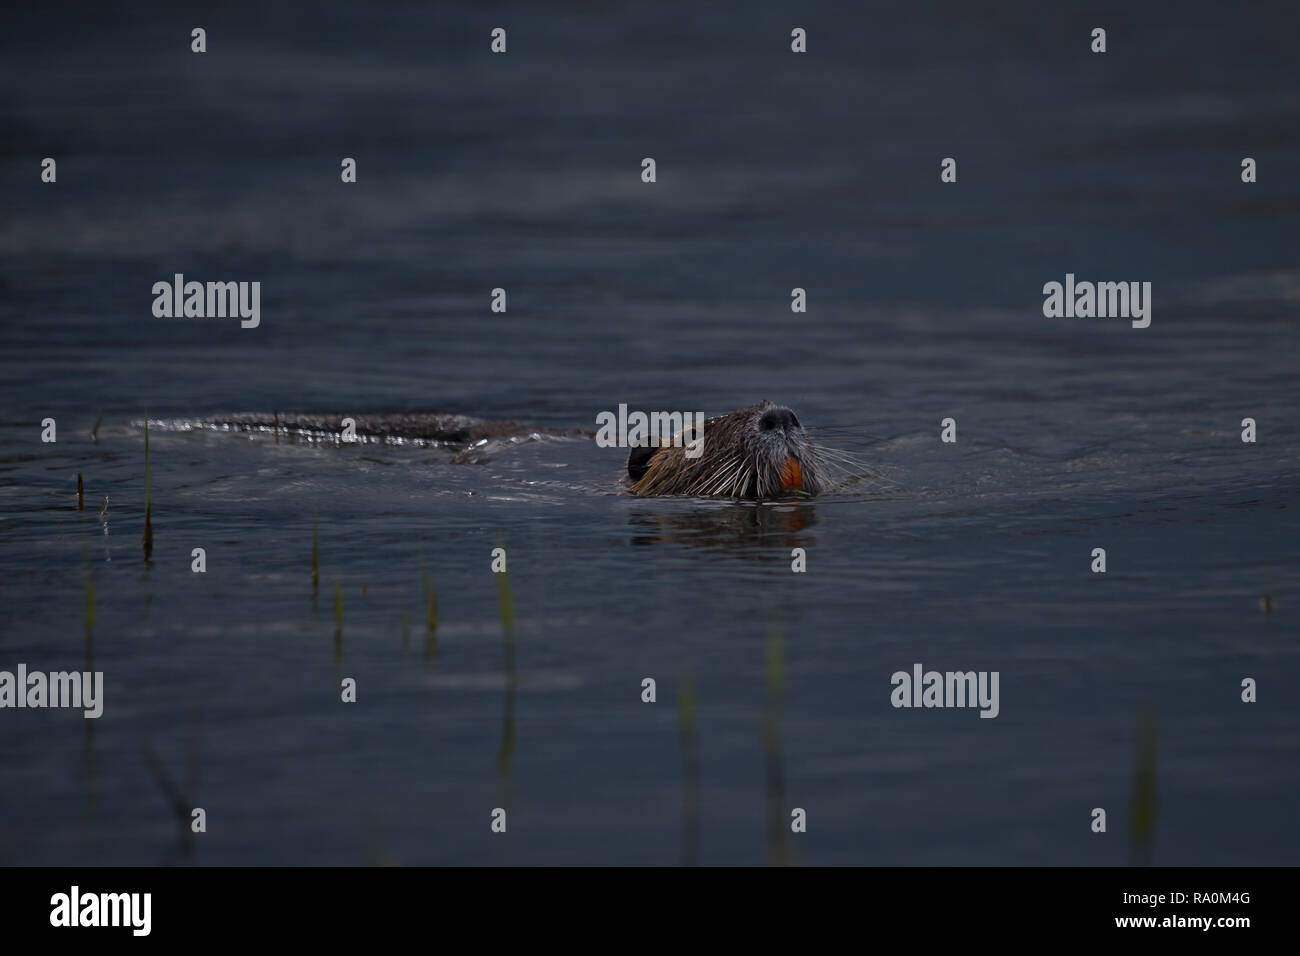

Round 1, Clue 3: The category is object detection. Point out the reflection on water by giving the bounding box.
[762,619,789,867]
[332,577,343,672]
[678,673,700,868]
[311,511,319,605]
[496,554,517,864]
[1130,710,1158,867]
[629,503,818,552]
[422,564,439,665]
[142,709,203,866]
[81,569,96,823]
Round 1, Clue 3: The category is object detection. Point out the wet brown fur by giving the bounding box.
[628,401,825,499]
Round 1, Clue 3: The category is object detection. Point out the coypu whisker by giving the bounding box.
[703,457,746,496]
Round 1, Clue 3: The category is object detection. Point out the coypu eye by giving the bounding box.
[758,407,799,432]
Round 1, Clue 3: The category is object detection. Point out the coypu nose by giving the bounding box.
[759,407,800,432]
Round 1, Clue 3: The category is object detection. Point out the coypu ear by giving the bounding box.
[627,444,659,482]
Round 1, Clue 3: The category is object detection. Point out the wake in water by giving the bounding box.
[145,408,900,499]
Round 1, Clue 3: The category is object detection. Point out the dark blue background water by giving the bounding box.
[1,1,1297,864]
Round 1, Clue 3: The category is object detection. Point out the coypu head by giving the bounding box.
[626,401,827,499]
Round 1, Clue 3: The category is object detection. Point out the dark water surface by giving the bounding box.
[2,2,1298,864]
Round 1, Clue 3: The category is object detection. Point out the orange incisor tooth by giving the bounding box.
[781,456,802,489]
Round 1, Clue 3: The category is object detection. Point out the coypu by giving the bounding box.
[626,400,830,499]
[163,402,870,497]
